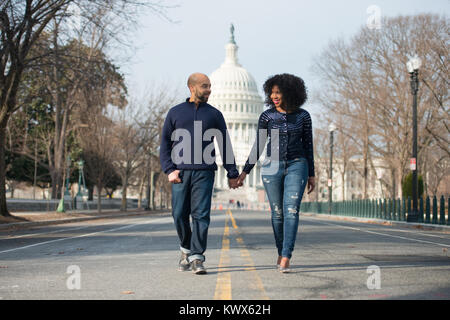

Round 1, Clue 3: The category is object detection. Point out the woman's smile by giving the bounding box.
[271,85,283,108]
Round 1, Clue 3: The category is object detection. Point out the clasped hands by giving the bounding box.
[227,172,244,189]
[228,171,247,189]
[167,169,247,190]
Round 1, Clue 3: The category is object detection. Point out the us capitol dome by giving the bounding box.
[209,24,266,204]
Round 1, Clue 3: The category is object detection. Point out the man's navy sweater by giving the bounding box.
[159,99,239,179]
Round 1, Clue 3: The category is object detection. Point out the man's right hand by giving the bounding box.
[168,170,182,184]
[237,172,247,186]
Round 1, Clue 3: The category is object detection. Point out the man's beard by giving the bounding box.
[196,92,208,103]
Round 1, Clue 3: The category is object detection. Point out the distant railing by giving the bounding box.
[300,195,449,225]
[212,202,270,211]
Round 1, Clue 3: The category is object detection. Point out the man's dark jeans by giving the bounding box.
[171,169,215,263]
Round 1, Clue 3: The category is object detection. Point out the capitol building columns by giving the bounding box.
[208,25,265,203]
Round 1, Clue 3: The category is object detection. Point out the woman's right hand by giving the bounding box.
[237,172,247,185]
[307,177,315,194]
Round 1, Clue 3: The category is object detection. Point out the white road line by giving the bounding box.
[309,218,450,248]
[0,221,119,241]
[0,217,170,255]
[371,228,450,240]
[0,214,172,240]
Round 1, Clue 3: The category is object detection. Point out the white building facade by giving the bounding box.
[312,157,388,202]
[208,26,266,203]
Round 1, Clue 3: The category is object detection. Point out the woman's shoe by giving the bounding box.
[279,266,290,273]
[279,257,290,273]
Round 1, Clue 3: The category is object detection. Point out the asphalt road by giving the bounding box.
[0,209,449,300]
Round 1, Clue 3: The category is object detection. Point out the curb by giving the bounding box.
[302,212,450,233]
[0,210,171,231]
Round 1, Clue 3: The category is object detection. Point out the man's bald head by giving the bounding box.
[187,73,211,105]
[187,73,209,88]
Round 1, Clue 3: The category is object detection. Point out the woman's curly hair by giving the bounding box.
[263,73,308,112]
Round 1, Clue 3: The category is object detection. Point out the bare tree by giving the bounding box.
[110,102,147,211]
[0,1,73,216]
[312,14,449,199]
[134,85,180,210]
[78,110,117,213]
[0,0,174,217]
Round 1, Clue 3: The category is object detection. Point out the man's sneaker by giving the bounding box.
[191,259,207,275]
[178,252,190,271]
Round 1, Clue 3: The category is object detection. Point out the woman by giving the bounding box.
[237,73,315,273]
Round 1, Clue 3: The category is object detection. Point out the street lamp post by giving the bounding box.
[406,55,422,222]
[146,148,159,211]
[64,156,71,197]
[145,153,151,211]
[77,160,85,198]
[57,155,72,213]
[328,123,337,215]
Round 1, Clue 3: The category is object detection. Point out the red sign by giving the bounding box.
[410,158,416,170]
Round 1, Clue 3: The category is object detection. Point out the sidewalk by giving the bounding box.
[302,212,450,233]
[0,208,170,231]
[2,207,448,233]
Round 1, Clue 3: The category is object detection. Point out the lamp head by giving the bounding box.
[328,123,337,132]
[407,55,422,73]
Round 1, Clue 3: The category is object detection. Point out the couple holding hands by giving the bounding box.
[160,72,315,275]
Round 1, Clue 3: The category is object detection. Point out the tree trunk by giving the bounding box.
[0,121,11,217]
[121,184,128,212]
[391,168,396,199]
[97,183,102,214]
[137,173,146,209]
[88,186,94,201]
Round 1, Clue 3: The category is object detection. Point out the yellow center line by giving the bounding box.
[228,210,269,300]
[214,209,269,300]
[214,210,232,300]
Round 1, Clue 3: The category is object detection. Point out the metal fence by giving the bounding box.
[300,195,449,225]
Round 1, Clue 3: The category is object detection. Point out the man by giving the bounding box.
[160,73,242,275]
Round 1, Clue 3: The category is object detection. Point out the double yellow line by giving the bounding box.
[214,209,268,300]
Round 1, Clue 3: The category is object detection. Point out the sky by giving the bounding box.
[120,0,449,125]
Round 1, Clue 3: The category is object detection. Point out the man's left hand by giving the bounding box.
[228,177,243,189]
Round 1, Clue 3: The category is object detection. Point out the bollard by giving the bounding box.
[419,197,424,223]
[365,199,369,218]
[360,200,363,217]
[372,199,376,218]
[439,196,446,225]
[425,196,431,224]
[385,199,388,220]
[388,198,393,220]
[395,199,401,221]
[447,197,450,226]
[432,196,438,224]
[377,199,382,219]
[401,198,407,221]
[352,200,355,217]
[389,199,394,220]
[407,197,411,221]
